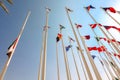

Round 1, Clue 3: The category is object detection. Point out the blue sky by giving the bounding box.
[0,0,120,80]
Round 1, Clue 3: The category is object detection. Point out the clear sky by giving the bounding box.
[0,0,120,80]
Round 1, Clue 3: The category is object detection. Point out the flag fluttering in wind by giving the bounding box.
[7,0,13,5]
[91,55,96,59]
[66,7,73,12]
[7,38,18,58]
[75,23,82,29]
[68,36,75,42]
[89,23,102,29]
[43,26,50,31]
[97,46,106,52]
[88,47,98,51]
[102,25,120,31]
[95,37,110,43]
[85,5,95,11]
[60,24,65,31]
[0,1,9,14]
[65,45,72,52]
[83,35,90,40]
[102,7,116,13]
[56,33,62,42]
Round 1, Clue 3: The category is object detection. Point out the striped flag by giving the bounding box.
[7,38,18,57]
[102,7,116,13]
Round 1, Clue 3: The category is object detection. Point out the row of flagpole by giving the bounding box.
[1,5,120,80]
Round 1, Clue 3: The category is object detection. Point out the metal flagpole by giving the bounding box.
[69,39,81,80]
[56,42,60,80]
[97,57,111,80]
[76,28,102,80]
[84,7,120,53]
[60,27,72,80]
[38,30,45,80]
[41,7,50,80]
[0,11,31,80]
[65,7,93,80]
[76,48,87,80]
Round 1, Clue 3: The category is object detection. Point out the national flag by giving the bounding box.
[102,7,116,13]
[7,38,18,57]
[65,45,72,52]
[89,24,97,29]
[0,1,9,14]
[97,46,106,52]
[68,36,75,42]
[66,7,73,12]
[85,5,95,11]
[7,0,13,5]
[84,35,90,40]
[103,25,120,31]
[46,7,51,12]
[117,55,120,59]
[91,55,96,59]
[75,23,82,29]
[114,53,117,56]
[60,24,65,31]
[56,33,62,42]
[111,39,116,42]
[95,37,100,42]
[88,47,97,51]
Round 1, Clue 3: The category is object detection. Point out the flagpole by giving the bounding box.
[60,27,72,80]
[41,7,50,80]
[76,48,87,80]
[65,7,93,80]
[56,42,60,80]
[84,7,120,55]
[97,57,111,80]
[0,11,31,80]
[76,28,102,80]
[69,39,81,80]
[38,30,45,80]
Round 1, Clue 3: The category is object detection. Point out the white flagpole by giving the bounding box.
[76,48,87,80]
[41,7,50,80]
[0,11,31,80]
[69,39,81,80]
[77,29,102,80]
[65,7,93,80]
[56,42,60,80]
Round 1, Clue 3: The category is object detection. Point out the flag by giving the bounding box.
[84,35,90,40]
[95,37,100,42]
[102,7,116,13]
[89,24,97,29]
[76,46,80,50]
[65,45,72,52]
[91,55,96,59]
[100,60,104,65]
[43,26,50,31]
[68,36,75,42]
[56,33,62,42]
[60,24,65,31]
[0,1,9,14]
[75,23,82,28]
[7,38,18,57]
[97,46,106,52]
[103,25,120,31]
[85,5,95,11]
[66,7,73,12]
[46,7,51,12]
[109,61,115,67]
[114,53,117,56]
[88,47,97,51]
[7,0,13,5]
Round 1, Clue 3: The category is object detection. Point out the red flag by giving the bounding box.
[75,23,82,29]
[97,46,106,52]
[89,24,97,29]
[84,35,90,40]
[114,53,117,56]
[88,47,97,51]
[56,33,62,42]
[103,7,116,13]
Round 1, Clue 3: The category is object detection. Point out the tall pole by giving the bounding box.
[65,7,93,80]
[56,42,60,80]
[77,29,102,80]
[60,27,72,80]
[76,48,87,80]
[41,7,50,80]
[69,39,81,80]
[0,11,31,80]
[38,31,45,80]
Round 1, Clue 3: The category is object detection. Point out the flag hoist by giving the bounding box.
[65,7,93,80]
[0,11,31,80]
